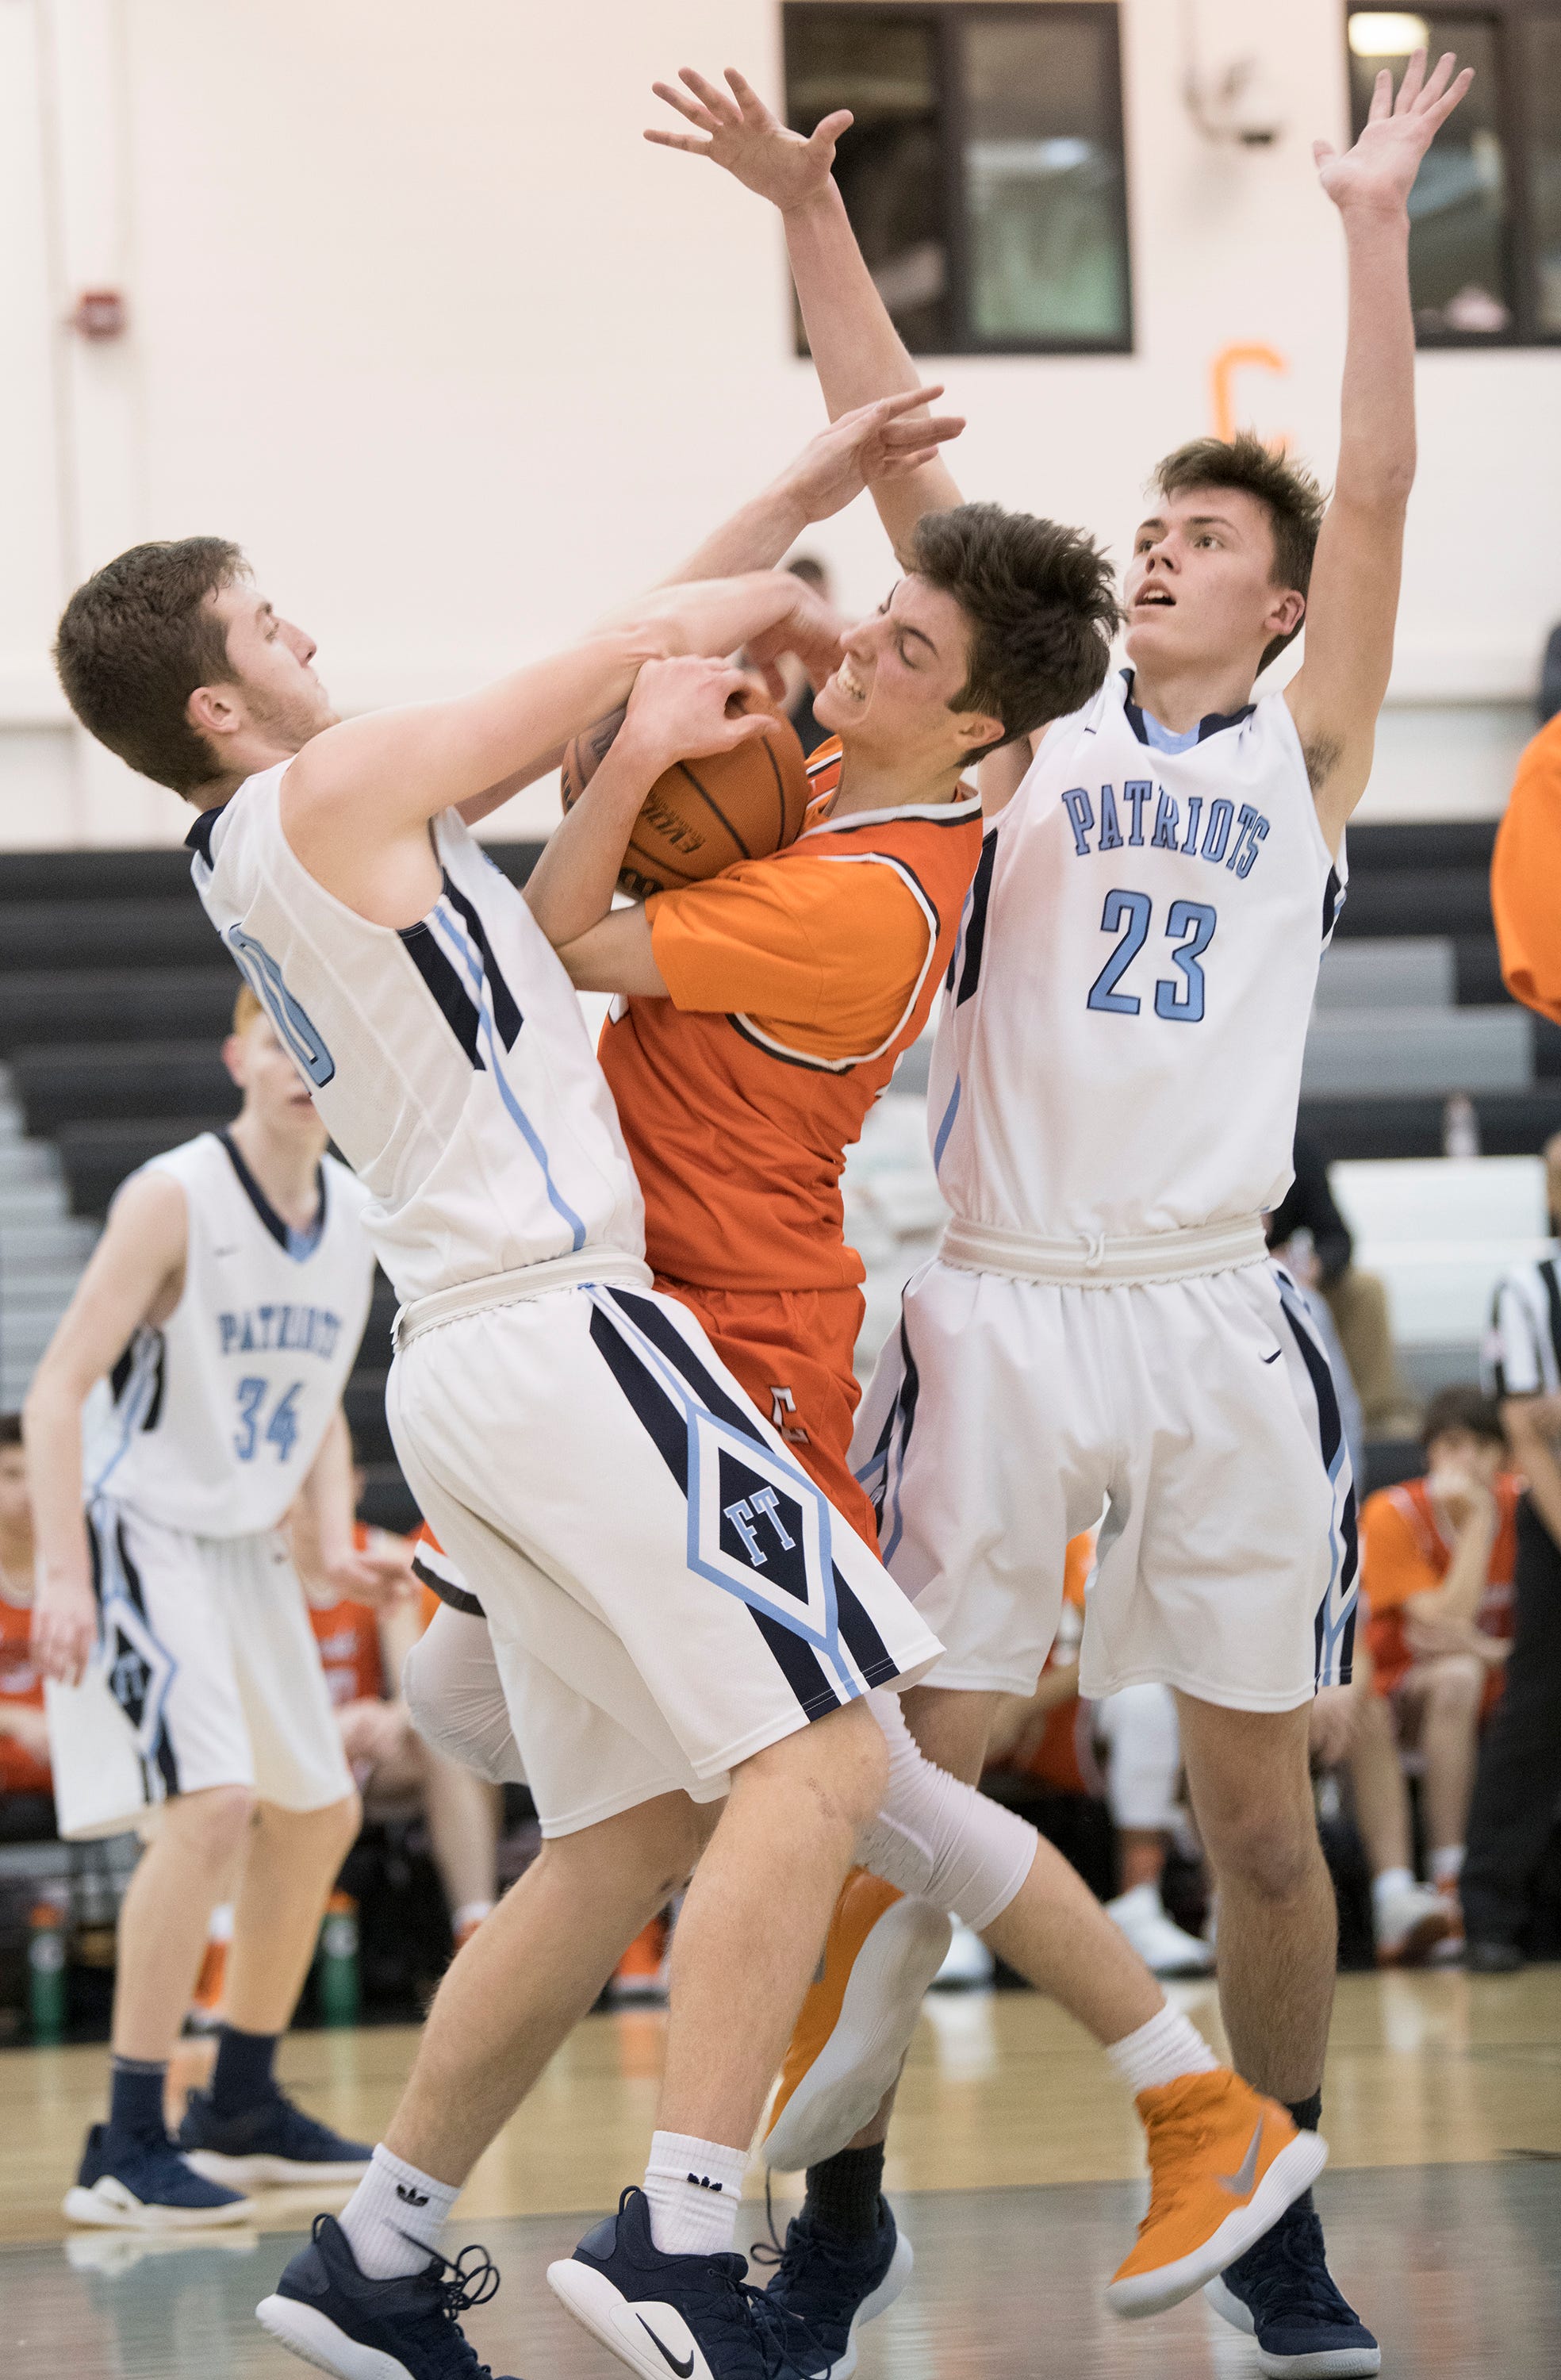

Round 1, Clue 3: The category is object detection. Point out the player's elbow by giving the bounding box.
[1334,453,1416,516]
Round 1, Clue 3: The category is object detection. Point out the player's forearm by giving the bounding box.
[1411,1518,1498,1627]
[297,1410,357,1572]
[662,486,812,589]
[784,186,963,557]
[1334,206,1417,512]
[21,1369,93,1594]
[524,730,665,950]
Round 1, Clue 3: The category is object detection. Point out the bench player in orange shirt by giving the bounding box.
[408,410,1329,2365]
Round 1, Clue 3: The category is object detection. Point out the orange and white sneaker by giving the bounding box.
[606,1914,669,2004]
[1107,2071,1328,2319]
[763,1870,952,2173]
[185,1936,228,2036]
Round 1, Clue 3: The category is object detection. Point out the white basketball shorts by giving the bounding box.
[386,1276,942,1837]
[47,1499,353,1841]
[853,1257,1357,1713]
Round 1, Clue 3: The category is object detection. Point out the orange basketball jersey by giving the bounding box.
[600,739,984,1295]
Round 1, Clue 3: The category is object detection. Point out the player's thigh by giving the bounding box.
[48,1503,258,1841]
[217,1534,355,1814]
[857,1261,1103,1695]
[390,1283,938,1794]
[1086,1266,1352,1712]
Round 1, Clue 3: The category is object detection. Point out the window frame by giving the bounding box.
[781,0,1135,358]
[1346,0,1561,349]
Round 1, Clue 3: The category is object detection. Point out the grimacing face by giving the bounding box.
[1123,485,1303,685]
[812,576,1000,768]
[202,579,339,754]
[223,1012,329,1152]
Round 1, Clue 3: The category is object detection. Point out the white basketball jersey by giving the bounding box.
[89,1132,374,1537]
[930,670,1345,1240]
[186,764,645,1305]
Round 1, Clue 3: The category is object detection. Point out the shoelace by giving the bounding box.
[1134,2105,1219,2230]
[318,2221,503,2378]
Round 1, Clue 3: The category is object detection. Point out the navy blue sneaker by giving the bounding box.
[1206,2201,1381,2376]
[754,2199,911,2378]
[548,2187,814,2378]
[178,2084,372,2186]
[63,2121,253,2231]
[258,2211,519,2378]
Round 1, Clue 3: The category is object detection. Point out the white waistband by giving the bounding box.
[394,1249,653,1352]
[938,1213,1268,1288]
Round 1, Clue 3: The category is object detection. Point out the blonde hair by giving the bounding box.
[232,982,263,1035]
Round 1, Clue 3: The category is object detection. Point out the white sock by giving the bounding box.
[338,2145,462,2279]
[1430,1844,1465,1887]
[1107,2000,1220,2098]
[642,2131,747,2256]
[1372,1865,1415,1908]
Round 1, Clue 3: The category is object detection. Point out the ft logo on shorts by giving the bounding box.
[690,1418,837,1649]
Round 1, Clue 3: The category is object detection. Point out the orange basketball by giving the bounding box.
[561,697,811,900]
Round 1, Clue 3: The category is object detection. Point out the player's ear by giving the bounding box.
[187,681,241,747]
[954,707,1006,757]
[1266,588,1306,644]
[221,1031,248,1092]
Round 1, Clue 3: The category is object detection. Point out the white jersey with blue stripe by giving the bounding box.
[88,1130,374,1537]
[929,669,1346,1242]
[186,762,645,1307]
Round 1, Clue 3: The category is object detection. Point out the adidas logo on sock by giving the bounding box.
[685,2174,726,2193]
[395,2183,431,2207]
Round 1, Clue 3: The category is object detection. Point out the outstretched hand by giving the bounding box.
[622,656,776,775]
[1314,48,1473,216]
[778,390,965,526]
[646,65,849,213]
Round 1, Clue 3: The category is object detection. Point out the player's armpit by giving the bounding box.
[557,907,666,998]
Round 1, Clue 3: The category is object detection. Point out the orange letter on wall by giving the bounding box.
[1210,343,1289,447]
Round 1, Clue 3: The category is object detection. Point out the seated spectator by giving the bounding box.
[1267,1134,1417,1438]
[986,1537,1212,1978]
[308,1526,501,1956]
[0,1415,54,1840]
[1348,1387,1517,1964]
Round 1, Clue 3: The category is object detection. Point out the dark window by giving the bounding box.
[1347,5,1561,344]
[783,4,1132,355]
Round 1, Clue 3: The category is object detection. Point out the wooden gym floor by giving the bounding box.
[2,1967,1559,2375]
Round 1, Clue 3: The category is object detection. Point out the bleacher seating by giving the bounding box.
[0,840,543,1530]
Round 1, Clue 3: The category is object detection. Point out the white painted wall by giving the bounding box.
[0,0,1555,848]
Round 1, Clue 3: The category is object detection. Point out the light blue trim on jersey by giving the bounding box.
[1136,711,1202,756]
[428,897,588,1254]
[1275,1273,1359,1688]
[931,1073,962,1177]
[90,1332,162,1498]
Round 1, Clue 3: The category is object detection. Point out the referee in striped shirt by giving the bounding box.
[1471,708,1561,1968]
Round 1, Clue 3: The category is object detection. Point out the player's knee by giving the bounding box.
[172,1781,256,1867]
[1206,1802,1320,1901]
[402,1633,516,1786]
[742,1701,888,1839]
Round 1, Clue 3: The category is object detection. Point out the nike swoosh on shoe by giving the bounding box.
[637,2315,696,2377]
[1217,2121,1265,2200]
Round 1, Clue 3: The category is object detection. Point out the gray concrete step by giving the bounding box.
[1300,1005,1532,1099]
[1314,936,1455,1012]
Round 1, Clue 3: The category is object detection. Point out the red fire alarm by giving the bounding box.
[70,288,128,340]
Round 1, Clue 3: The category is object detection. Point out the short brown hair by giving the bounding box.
[911,504,1118,754]
[1422,1384,1506,1454]
[54,538,246,795]
[232,984,263,1035]
[1150,434,1326,673]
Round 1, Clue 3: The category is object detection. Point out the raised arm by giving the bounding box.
[1287,50,1472,853]
[648,67,965,562]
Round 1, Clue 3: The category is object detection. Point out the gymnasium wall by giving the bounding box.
[0,0,1552,850]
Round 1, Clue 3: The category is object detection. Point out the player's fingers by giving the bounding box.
[652,79,719,131]
[681,67,738,121]
[643,129,713,156]
[723,67,769,120]
[1313,138,1336,169]
[1395,47,1427,111]
[1417,49,1457,107]
[813,109,854,148]
[876,382,946,419]
[1427,63,1474,123]
[1367,67,1393,124]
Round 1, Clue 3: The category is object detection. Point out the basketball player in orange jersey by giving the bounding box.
[411,422,1329,2367]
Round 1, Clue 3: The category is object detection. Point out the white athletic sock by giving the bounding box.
[1106,2000,1220,2098]
[337,2145,462,2280]
[1430,1844,1465,1887]
[642,2131,747,2257]
[1372,1865,1415,1908]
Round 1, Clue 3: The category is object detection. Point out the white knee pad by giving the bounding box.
[856,1689,1037,1933]
[1093,1682,1182,1832]
[402,1603,528,1789]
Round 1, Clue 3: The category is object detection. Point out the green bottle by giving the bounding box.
[28,1902,67,2044]
[318,1891,360,2026]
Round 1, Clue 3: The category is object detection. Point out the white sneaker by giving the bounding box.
[1374,1877,1458,1967]
[929,1921,995,1989]
[1106,1883,1215,1977]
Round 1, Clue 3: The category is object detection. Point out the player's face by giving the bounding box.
[1123,487,1302,682]
[813,578,998,768]
[1427,1425,1505,1491]
[206,582,338,750]
[0,1447,32,1548]
[224,1014,329,1150]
